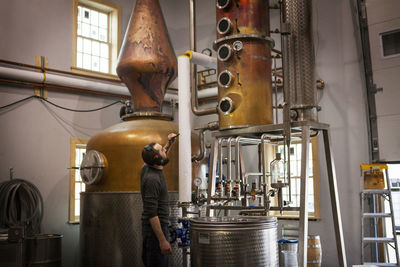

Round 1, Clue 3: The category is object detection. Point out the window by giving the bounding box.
[69,138,88,223]
[72,0,121,78]
[270,138,320,219]
[380,29,400,58]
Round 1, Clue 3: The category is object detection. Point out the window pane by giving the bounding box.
[75,199,80,217]
[90,10,98,26]
[77,52,82,68]
[100,58,109,73]
[77,6,81,21]
[92,41,99,56]
[100,43,109,58]
[75,169,81,181]
[82,23,90,37]
[77,37,83,52]
[92,56,100,71]
[77,21,82,36]
[99,28,107,42]
[75,183,81,199]
[82,7,90,24]
[90,25,98,40]
[82,183,86,192]
[99,13,108,29]
[83,53,91,69]
[83,39,91,54]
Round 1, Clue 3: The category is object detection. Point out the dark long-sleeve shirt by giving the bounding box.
[140,165,169,226]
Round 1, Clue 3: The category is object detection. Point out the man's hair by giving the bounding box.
[142,142,158,165]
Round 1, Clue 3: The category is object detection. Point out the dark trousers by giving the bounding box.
[142,224,169,267]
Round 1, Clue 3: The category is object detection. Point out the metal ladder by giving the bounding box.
[361,164,400,266]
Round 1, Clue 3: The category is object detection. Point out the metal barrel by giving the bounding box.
[25,234,62,267]
[80,192,182,267]
[190,216,278,267]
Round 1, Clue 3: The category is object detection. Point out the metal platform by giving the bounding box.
[206,121,347,267]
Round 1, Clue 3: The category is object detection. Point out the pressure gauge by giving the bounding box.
[194,177,202,187]
[80,150,107,185]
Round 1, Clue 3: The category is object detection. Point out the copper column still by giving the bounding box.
[215,0,274,129]
[80,1,198,266]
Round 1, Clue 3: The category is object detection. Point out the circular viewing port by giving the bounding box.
[217,44,232,61]
[217,17,232,35]
[218,70,233,88]
[219,97,234,114]
[216,0,230,9]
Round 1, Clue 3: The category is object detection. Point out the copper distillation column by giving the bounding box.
[215,0,275,129]
[79,0,198,266]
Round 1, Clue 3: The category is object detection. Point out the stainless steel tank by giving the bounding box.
[190,216,278,267]
[80,192,182,267]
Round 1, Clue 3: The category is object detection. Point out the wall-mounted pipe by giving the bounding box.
[189,0,218,116]
[0,65,218,103]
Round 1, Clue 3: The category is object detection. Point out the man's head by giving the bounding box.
[142,142,169,167]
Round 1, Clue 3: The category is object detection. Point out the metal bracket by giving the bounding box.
[34,56,48,99]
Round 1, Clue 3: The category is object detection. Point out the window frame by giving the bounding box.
[69,137,88,223]
[71,0,122,79]
[269,137,321,220]
[379,28,400,59]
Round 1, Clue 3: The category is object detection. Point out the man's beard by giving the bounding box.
[161,157,169,166]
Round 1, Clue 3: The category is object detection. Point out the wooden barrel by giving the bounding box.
[307,235,322,266]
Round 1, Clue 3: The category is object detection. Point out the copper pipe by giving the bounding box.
[271,48,282,54]
[189,0,217,116]
[0,59,121,84]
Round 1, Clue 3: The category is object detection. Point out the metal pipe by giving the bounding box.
[280,0,292,202]
[184,50,217,69]
[218,138,225,196]
[0,59,120,83]
[261,134,270,213]
[192,121,219,162]
[189,0,217,116]
[227,137,234,197]
[234,137,242,198]
[0,65,182,102]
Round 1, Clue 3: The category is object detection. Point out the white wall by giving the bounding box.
[0,0,371,266]
[366,0,400,161]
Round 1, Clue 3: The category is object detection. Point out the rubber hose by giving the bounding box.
[0,179,43,235]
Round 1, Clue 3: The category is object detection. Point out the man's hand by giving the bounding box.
[167,133,178,141]
[164,133,179,154]
[159,240,172,255]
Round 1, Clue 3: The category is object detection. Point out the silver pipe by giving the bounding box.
[191,121,219,162]
[189,0,217,116]
[280,0,292,202]
[227,137,234,197]
[273,57,278,124]
[218,138,225,196]
[261,134,269,213]
[234,137,242,198]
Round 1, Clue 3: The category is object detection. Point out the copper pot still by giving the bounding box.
[215,0,274,129]
[80,1,199,266]
[116,0,177,113]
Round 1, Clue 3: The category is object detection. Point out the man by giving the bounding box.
[141,133,178,267]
